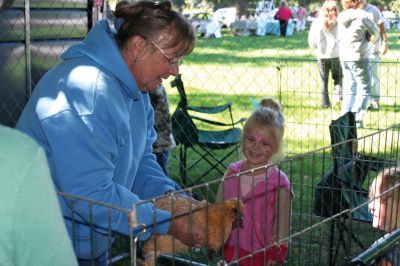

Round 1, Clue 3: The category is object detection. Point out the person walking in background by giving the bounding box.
[0,125,78,266]
[359,0,388,110]
[150,84,176,175]
[309,0,342,108]
[216,97,294,266]
[16,1,204,264]
[368,165,400,265]
[338,0,380,128]
[275,0,293,37]
[296,3,307,32]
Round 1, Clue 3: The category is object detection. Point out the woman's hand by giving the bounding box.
[380,41,388,55]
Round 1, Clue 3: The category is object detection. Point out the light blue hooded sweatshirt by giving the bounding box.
[17,20,176,259]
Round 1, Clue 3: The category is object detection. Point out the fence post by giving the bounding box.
[23,0,32,98]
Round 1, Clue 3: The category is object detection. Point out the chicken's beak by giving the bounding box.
[234,206,244,222]
[238,210,244,222]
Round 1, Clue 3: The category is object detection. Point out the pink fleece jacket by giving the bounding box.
[220,161,294,265]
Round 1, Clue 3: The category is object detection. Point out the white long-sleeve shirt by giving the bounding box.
[363,3,385,54]
[308,18,339,59]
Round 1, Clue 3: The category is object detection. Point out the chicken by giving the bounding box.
[130,194,244,266]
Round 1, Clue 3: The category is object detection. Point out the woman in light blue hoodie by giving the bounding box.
[338,0,380,128]
[17,1,202,264]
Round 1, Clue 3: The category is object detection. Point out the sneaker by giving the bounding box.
[334,85,340,90]
[334,85,342,99]
[332,95,341,107]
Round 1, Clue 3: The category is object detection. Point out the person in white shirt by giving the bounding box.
[359,0,388,110]
[338,0,380,128]
[308,0,342,108]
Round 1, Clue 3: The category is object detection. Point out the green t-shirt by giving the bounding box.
[0,125,78,266]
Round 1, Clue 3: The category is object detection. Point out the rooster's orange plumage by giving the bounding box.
[133,194,243,266]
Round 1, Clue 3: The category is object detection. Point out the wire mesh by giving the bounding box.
[56,124,398,266]
[2,2,400,264]
[57,191,135,265]
[1,0,399,144]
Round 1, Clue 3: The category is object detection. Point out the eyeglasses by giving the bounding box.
[151,41,182,66]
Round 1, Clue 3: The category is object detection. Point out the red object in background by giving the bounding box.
[275,6,293,21]
[94,0,103,7]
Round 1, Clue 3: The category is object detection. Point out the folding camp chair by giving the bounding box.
[170,74,246,186]
[314,112,390,266]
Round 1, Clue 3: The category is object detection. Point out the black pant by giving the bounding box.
[318,57,343,105]
[279,20,288,36]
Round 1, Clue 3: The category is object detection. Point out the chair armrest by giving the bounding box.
[191,116,233,127]
[187,102,232,114]
[191,116,246,127]
[235,117,247,125]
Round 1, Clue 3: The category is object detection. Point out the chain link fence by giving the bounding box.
[0,0,399,163]
[1,1,400,264]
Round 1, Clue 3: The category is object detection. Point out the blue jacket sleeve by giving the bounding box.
[131,97,180,236]
[132,101,177,199]
[40,109,171,239]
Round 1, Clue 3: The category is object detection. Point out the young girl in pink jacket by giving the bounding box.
[216,97,294,266]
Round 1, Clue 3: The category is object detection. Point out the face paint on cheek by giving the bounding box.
[254,135,264,142]
[255,134,274,153]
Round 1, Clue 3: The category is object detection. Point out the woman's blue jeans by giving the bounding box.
[341,59,371,122]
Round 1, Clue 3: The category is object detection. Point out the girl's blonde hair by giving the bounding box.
[242,97,285,162]
[369,165,400,231]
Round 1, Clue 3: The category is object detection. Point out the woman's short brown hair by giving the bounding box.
[114,0,196,56]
